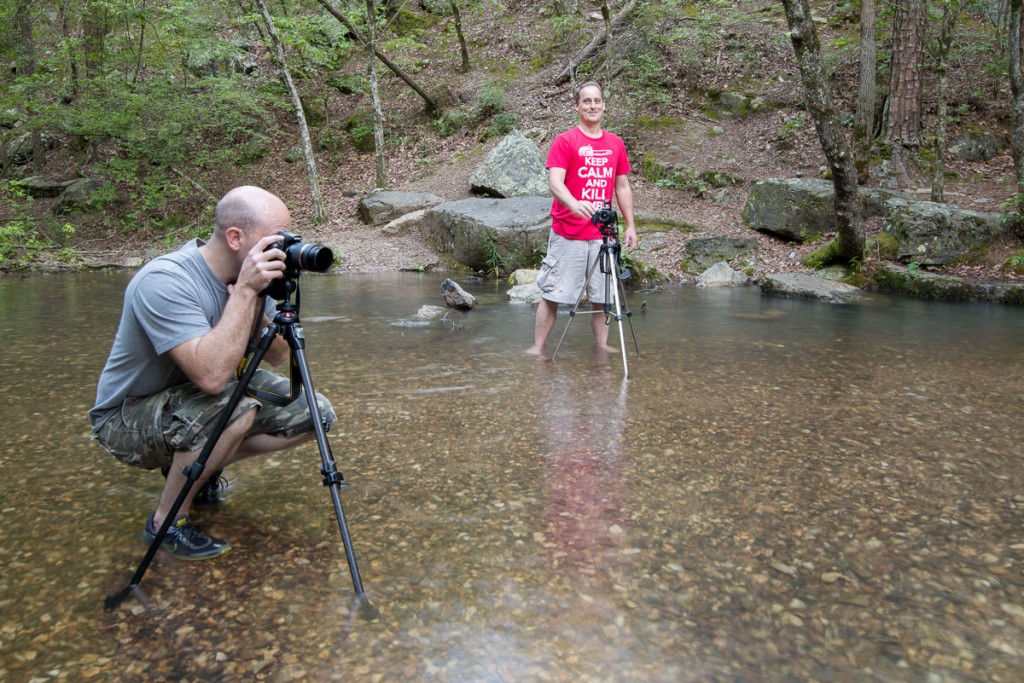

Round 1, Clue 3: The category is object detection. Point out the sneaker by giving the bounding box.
[160,467,231,508]
[194,471,232,508]
[142,515,232,560]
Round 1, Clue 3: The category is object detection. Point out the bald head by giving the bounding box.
[214,186,288,241]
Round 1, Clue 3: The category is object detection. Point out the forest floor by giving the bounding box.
[14,1,1024,286]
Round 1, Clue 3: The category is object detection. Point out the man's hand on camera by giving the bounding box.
[572,200,597,220]
[237,234,286,295]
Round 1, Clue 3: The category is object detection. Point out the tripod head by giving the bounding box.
[591,200,619,239]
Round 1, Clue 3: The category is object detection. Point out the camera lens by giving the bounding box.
[289,242,333,273]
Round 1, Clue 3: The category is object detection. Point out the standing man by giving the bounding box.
[527,80,638,357]
[89,186,336,560]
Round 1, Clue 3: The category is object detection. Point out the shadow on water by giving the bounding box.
[1,271,1023,681]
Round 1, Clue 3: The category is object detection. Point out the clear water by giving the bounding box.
[0,271,1021,681]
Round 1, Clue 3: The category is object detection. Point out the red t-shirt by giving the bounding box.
[546,127,631,240]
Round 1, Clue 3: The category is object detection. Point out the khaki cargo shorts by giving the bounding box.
[535,231,607,305]
[94,369,336,470]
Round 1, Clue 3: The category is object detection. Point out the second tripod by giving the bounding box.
[551,208,640,377]
[105,275,368,612]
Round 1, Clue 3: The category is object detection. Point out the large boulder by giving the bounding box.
[5,131,59,165]
[680,236,757,273]
[695,262,749,287]
[759,273,864,303]
[874,264,1024,304]
[469,130,549,198]
[742,178,838,241]
[22,176,80,199]
[742,178,911,241]
[52,178,107,215]
[882,199,1010,265]
[949,133,1005,162]
[422,197,551,274]
[358,189,442,225]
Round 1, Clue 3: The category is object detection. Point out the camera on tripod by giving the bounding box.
[267,230,333,276]
[591,200,618,238]
[263,231,333,300]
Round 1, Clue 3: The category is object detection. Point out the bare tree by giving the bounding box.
[884,0,926,185]
[315,0,439,114]
[15,1,41,172]
[254,0,329,224]
[555,0,638,85]
[450,1,471,73]
[1010,0,1024,213]
[929,1,965,203]
[853,0,876,183]
[365,0,387,188]
[781,0,865,263]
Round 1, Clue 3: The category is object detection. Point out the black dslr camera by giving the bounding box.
[263,231,333,300]
[267,230,333,276]
[591,201,618,237]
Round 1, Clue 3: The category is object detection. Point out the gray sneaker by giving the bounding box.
[142,515,232,560]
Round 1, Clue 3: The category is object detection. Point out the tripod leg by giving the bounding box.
[616,264,641,358]
[287,332,368,601]
[105,324,279,610]
[551,251,602,361]
[609,272,629,378]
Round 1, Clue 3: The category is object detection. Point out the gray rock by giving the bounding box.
[358,190,442,225]
[949,133,1005,162]
[469,130,549,198]
[6,132,58,165]
[381,209,427,237]
[681,236,757,273]
[696,262,749,287]
[22,176,79,199]
[509,268,539,285]
[882,199,1010,265]
[759,273,864,304]
[874,264,1024,304]
[506,282,543,305]
[742,178,838,241]
[743,178,918,242]
[416,305,448,318]
[52,178,103,215]
[422,197,551,274]
[441,279,477,309]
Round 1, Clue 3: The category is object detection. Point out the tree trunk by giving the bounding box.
[366,0,387,189]
[450,1,471,73]
[852,0,876,184]
[884,0,926,184]
[254,0,329,224]
[15,1,41,172]
[930,2,963,203]
[1009,0,1024,213]
[555,0,637,85]
[315,0,439,114]
[83,0,108,80]
[781,0,865,262]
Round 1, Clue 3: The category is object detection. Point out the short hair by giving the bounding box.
[573,80,604,104]
[214,186,264,237]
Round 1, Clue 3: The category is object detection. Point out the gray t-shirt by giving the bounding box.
[89,240,229,430]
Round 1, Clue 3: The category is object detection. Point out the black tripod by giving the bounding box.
[551,219,640,377]
[105,277,368,611]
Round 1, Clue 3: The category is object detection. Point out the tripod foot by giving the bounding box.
[354,594,380,621]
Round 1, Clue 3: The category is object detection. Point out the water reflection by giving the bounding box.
[0,271,1022,682]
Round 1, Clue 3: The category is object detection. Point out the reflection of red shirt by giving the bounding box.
[546,127,631,240]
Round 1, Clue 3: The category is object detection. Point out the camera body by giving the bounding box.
[591,201,618,237]
[267,230,333,276]
[262,231,333,300]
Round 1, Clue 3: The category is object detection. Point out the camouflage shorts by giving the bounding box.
[93,369,336,470]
